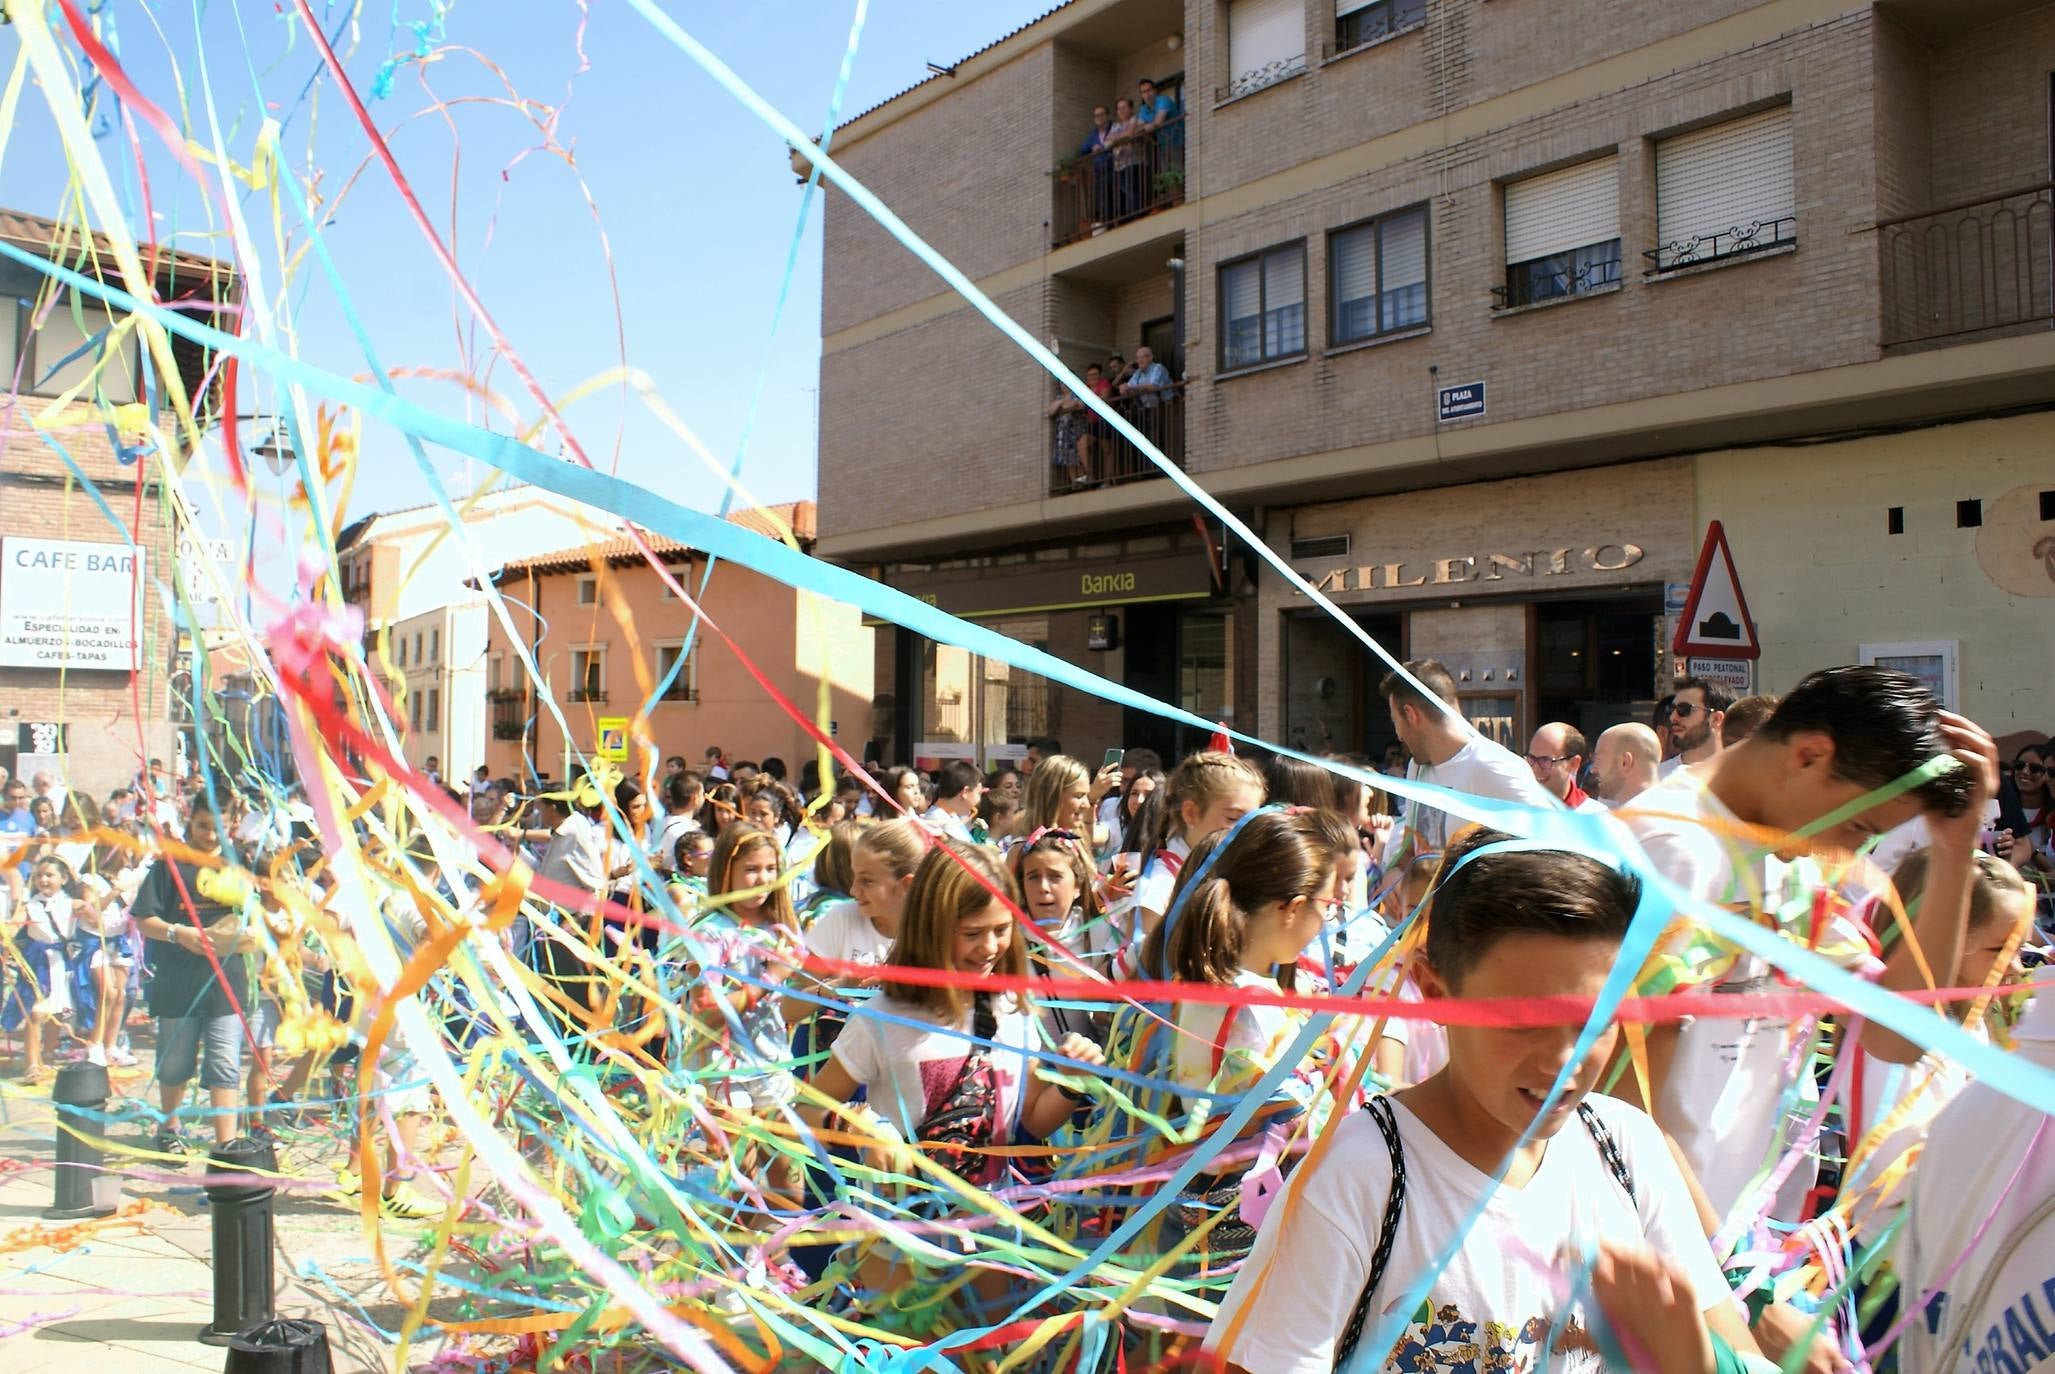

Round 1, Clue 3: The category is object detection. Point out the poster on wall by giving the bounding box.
[0,537,147,670]
[1858,640,1958,713]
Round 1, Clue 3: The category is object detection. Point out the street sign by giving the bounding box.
[595,717,629,761]
[1671,521,1759,659]
[1436,381,1487,423]
[1685,658,1755,695]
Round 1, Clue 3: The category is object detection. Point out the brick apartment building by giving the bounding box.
[0,210,236,798]
[815,0,2055,766]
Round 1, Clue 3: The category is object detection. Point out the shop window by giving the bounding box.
[915,618,1052,761]
[1178,611,1231,722]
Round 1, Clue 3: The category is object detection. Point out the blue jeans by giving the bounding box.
[156,1013,243,1090]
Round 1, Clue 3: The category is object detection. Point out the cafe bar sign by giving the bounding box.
[1298,544,1645,596]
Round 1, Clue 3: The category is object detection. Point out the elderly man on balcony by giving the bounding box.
[1119,345,1172,406]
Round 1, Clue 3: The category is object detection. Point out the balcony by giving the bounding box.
[1047,388,1185,497]
[489,689,527,740]
[567,687,608,704]
[1052,116,1185,249]
[1879,182,2054,349]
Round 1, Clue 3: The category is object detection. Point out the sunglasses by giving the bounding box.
[2019,763,2049,777]
[1672,702,1703,718]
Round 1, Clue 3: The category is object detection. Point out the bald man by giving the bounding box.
[1590,723,1661,806]
[1524,722,1596,810]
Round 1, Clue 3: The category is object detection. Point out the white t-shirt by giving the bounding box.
[921,805,974,844]
[830,993,1041,1146]
[1625,768,1867,1220]
[1206,1094,1729,1374]
[1173,968,1406,1133]
[1380,737,1559,868]
[654,810,701,870]
[1135,835,1191,921]
[804,900,894,967]
[1841,1031,1981,1242]
[21,891,76,944]
[1900,971,2055,1374]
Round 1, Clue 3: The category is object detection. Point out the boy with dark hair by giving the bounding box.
[1209,827,1761,1373]
[923,760,985,842]
[1622,665,1992,1219]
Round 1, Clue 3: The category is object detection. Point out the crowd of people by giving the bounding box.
[1070,78,1184,229]
[1046,341,1179,487]
[2,663,2051,1372]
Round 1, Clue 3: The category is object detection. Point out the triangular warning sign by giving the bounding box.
[1672,520,1759,659]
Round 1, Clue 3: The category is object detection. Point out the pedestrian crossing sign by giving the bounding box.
[596,717,630,761]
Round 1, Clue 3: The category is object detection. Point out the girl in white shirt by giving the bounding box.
[800,839,1105,1332]
[5,856,82,1084]
[76,869,137,1067]
[1123,751,1266,978]
[1208,824,1762,1374]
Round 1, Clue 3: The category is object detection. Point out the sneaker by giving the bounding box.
[380,1183,444,1220]
[86,1044,108,1067]
[154,1131,190,1164]
[108,1046,138,1067]
[335,1167,362,1197]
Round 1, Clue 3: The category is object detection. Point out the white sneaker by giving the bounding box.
[86,1044,108,1067]
[109,1046,137,1067]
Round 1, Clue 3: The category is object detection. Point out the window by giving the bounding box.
[489,656,502,692]
[571,648,605,702]
[1336,0,1424,52]
[1227,0,1306,99]
[1219,241,1307,370]
[395,636,406,667]
[429,628,440,663]
[0,299,18,384]
[1501,155,1621,307]
[1651,106,1794,270]
[425,686,440,733]
[409,690,422,731]
[1330,205,1430,344]
[28,292,138,400]
[413,632,424,665]
[654,642,697,701]
[577,575,598,606]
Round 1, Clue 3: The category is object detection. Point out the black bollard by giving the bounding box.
[198,1136,278,1346]
[223,1317,335,1374]
[44,1060,115,1220]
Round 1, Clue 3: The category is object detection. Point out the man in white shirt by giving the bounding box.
[536,793,607,898]
[1619,665,1995,1220]
[1658,676,1732,779]
[1591,723,1662,807]
[1899,967,2055,1374]
[1526,722,1604,811]
[921,760,983,843]
[1379,659,1559,874]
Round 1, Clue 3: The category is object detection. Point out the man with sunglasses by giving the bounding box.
[1659,676,1734,778]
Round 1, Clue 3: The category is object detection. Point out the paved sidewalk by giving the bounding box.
[0,1047,483,1373]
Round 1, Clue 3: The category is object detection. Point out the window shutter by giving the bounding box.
[1263,246,1305,313]
[1503,156,1619,265]
[1224,259,1262,326]
[1333,225,1377,310]
[1228,0,1305,92]
[1381,209,1428,293]
[1335,0,1378,15]
[1656,106,1794,249]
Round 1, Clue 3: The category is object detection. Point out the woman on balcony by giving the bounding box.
[1046,362,1110,488]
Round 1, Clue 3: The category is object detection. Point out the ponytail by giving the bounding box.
[1138,811,1336,985]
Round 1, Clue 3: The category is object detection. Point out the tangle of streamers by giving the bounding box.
[0,4,2049,1373]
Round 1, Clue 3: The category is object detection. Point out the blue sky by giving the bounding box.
[2,0,1055,526]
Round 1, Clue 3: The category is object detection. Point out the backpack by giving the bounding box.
[918,992,1003,1186]
[1329,1096,1639,1371]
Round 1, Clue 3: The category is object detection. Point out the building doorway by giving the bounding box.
[1533,593,1664,745]
[1282,608,1405,758]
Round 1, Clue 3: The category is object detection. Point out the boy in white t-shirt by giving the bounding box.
[1615,667,1996,1224]
[1208,826,1761,1374]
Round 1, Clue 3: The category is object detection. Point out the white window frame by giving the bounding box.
[653,640,698,702]
[576,574,599,606]
[570,645,607,702]
[1857,640,1959,714]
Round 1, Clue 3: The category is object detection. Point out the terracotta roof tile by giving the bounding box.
[0,208,234,295]
[489,502,816,582]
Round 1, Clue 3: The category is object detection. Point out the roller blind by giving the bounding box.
[1223,258,1262,326]
[1657,106,1794,249]
[1503,155,1619,265]
[1381,209,1427,291]
[1336,0,1378,15]
[1263,246,1305,311]
[1333,225,1377,306]
[1228,0,1305,93]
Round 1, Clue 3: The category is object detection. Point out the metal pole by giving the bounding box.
[44,1061,114,1220]
[198,1136,277,1346]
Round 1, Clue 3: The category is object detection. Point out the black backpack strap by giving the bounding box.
[1576,1101,1638,1207]
[1331,1095,1407,1372]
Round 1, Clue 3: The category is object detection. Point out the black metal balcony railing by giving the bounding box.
[1052,115,1185,248]
[1048,389,1185,496]
[1879,182,2054,348]
[1644,215,1797,272]
[1493,242,1623,309]
[568,687,607,704]
[490,691,527,740]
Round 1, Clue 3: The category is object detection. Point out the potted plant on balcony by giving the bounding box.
[1152,166,1184,207]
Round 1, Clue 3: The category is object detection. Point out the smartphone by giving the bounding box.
[1103,747,1125,770]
